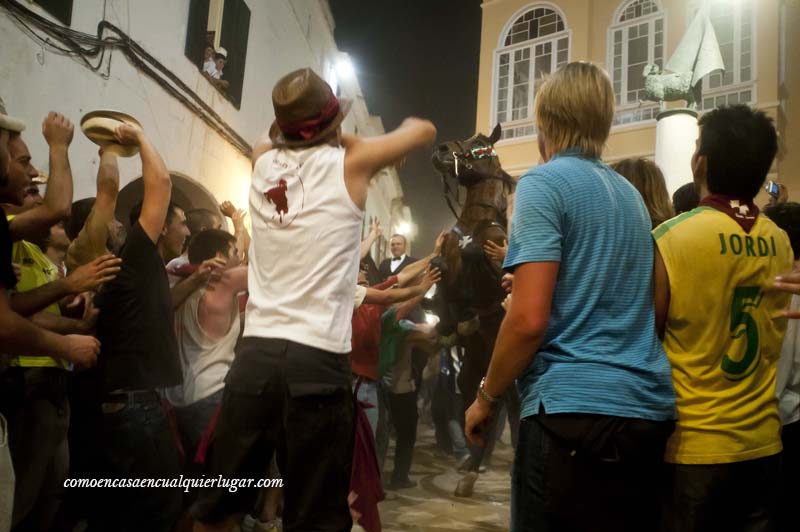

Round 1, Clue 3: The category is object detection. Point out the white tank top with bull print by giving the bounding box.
[245,144,364,354]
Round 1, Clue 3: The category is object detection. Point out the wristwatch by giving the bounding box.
[478,377,499,404]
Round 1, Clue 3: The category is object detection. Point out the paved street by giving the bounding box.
[378,426,512,532]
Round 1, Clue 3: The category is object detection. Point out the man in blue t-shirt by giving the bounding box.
[464,62,676,532]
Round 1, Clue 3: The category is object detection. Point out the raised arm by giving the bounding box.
[360,217,382,260]
[343,117,437,210]
[396,232,445,287]
[92,148,120,232]
[395,267,440,321]
[116,125,171,243]
[221,201,250,264]
[9,112,74,242]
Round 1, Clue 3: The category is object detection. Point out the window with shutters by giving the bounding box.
[184,0,250,109]
[493,5,570,140]
[608,0,665,126]
[697,0,756,111]
[33,0,73,26]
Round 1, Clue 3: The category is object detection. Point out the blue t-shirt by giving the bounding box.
[504,150,676,421]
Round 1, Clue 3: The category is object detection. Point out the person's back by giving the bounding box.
[655,105,790,532]
[513,154,674,419]
[246,143,362,354]
[656,209,791,461]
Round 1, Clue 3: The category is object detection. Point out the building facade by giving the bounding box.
[0,0,409,257]
[476,0,800,200]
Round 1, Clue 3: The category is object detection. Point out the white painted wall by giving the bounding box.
[0,0,406,246]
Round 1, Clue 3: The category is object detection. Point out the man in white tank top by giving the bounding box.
[192,68,436,532]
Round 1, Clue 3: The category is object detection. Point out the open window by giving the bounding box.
[185,0,251,109]
[34,0,73,26]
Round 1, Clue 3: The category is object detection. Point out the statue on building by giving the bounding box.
[643,5,725,108]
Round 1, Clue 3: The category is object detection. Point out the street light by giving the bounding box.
[395,221,411,235]
[336,55,355,81]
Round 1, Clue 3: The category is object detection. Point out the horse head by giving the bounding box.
[431,123,514,230]
[432,124,505,188]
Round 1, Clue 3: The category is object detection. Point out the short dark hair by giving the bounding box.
[672,183,700,215]
[185,208,220,236]
[65,197,96,240]
[697,105,778,200]
[764,202,800,260]
[214,53,226,61]
[187,229,236,264]
[128,201,182,228]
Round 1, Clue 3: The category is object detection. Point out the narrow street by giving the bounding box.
[379,426,512,531]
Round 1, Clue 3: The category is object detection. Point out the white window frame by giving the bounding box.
[491,3,571,141]
[607,0,666,127]
[697,0,758,111]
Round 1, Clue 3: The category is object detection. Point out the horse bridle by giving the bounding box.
[441,140,516,222]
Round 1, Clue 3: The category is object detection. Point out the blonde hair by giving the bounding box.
[611,158,675,228]
[534,62,615,159]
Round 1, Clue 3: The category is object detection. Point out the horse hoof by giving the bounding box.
[454,472,478,498]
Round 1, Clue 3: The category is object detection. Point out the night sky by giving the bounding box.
[330,0,484,254]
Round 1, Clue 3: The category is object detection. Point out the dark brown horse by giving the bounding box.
[430,124,520,497]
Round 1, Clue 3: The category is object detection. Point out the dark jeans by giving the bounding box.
[88,399,182,532]
[663,454,782,532]
[191,337,354,532]
[174,389,224,462]
[0,368,70,532]
[780,421,800,532]
[512,413,674,532]
[388,391,418,483]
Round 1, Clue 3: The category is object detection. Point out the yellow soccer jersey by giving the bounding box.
[654,207,792,464]
[7,215,67,369]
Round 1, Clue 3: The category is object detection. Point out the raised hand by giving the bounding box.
[42,112,74,148]
[370,217,382,237]
[64,254,122,293]
[220,200,237,218]
[113,123,143,146]
[501,273,513,294]
[484,239,508,262]
[422,267,442,290]
[196,257,227,284]
[434,231,447,255]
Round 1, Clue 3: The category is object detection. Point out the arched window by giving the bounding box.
[494,5,570,140]
[608,0,665,125]
[699,0,755,110]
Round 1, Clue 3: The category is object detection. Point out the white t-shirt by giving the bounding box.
[204,60,221,79]
[245,145,364,353]
[165,287,240,407]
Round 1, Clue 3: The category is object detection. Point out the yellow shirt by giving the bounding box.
[7,215,66,369]
[655,207,792,464]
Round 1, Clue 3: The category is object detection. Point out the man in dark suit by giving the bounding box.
[379,233,417,280]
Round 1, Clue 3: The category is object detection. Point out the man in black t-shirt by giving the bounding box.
[88,124,188,532]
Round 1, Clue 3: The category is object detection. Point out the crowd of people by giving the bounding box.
[0,59,799,532]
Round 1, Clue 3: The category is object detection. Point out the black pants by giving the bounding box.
[88,398,183,532]
[0,367,70,532]
[512,412,674,532]
[191,337,354,532]
[780,421,800,532]
[387,391,418,483]
[663,454,782,532]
